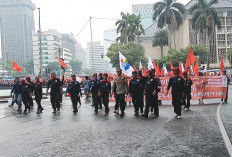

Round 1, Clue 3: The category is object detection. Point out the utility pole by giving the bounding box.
[90,17,94,71]
[38,8,42,79]
[230,20,232,66]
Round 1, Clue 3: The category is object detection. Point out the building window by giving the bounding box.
[228,11,232,17]
[217,12,223,17]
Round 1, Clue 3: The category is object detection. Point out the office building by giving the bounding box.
[75,44,87,68]
[62,34,77,59]
[0,0,36,65]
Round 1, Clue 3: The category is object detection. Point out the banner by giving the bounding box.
[108,76,228,102]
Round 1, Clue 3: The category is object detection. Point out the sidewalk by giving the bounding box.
[220,85,232,143]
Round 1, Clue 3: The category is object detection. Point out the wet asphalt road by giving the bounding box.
[0,97,230,157]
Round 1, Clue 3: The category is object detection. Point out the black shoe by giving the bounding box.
[52,110,56,114]
[91,104,94,106]
[94,110,98,113]
[17,106,22,112]
[140,109,143,114]
[141,114,148,119]
[134,112,139,117]
[40,108,44,113]
[153,114,159,118]
[23,110,27,113]
[98,106,102,109]
[57,108,60,112]
[114,110,119,114]
[151,108,153,112]
[120,111,124,117]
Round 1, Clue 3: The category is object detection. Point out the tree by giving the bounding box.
[106,43,147,69]
[1,60,26,76]
[152,30,168,57]
[116,12,145,44]
[22,60,34,75]
[69,59,83,74]
[46,62,60,74]
[153,0,185,49]
[189,0,221,68]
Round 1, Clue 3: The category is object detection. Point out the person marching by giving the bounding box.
[112,69,128,117]
[182,72,193,111]
[99,73,111,115]
[129,71,144,116]
[21,78,33,113]
[221,70,230,103]
[65,74,82,114]
[25,76,34,109]
[139,70,160,119]
[98,73,104,109]
[10,76,23,112]
[46,73,62,114]
[33,76,43,114]
[166,68,185,119]
[88,73,101,113]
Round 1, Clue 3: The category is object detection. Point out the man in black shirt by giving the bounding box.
[99,73,111,115]
[46,73,62,114]
[22,79,33,113]
[183,72,193,111]
[98,73,103,109]
[34,76,43,114]
[140,70,160,119]
[11,77,23,112]
[166,68,185,119]
[129,71,144,116]
[65,74,82,114]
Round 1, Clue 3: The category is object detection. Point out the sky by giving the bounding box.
[32,0,189,49]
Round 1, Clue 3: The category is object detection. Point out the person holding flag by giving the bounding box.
[46,73,63,114]
[65,74,82,114]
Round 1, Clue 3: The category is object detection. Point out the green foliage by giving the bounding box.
[22,60,34,74]
[153,30,168,57]
[46,62,60,73]
[116,12,145,44]
[69,59,83,74]
[1,60,26,76]
[153,0,185,29]
[106,43,147,69]
[154,45,208,70]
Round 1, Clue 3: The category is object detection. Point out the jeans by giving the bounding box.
[14,94,22,107]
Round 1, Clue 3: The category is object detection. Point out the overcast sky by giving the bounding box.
[32,0,189,49]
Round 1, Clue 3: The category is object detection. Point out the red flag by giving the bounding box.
[152,60,159,75]
[169,59,174,70]
[194,59,199,76]
[220,55,224,75]
[161,69,164,75]
[157,62,161,76]
[185,47,196,68]
[57,56,67,68]
[143,67,147,77]
[133,65,137,71]
[12,60,21,72]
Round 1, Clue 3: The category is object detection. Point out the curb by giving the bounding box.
[217,102,232,157]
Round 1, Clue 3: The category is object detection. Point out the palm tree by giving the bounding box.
[153,30,168,57]
[153,0,185,49]
[116,12,145,44]
[189,0,221,68]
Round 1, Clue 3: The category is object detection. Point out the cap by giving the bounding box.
[174,68,180,75]
[71,74,76,77]
[93,73,97,77]
[103,73,108,76]
[132,71,137,74]
[35,76,40,79]
[25,76,31,80]
[99,73,102,76]
[147,70,153,75]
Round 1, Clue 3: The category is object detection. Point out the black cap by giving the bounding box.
[93,73,97,76]
[99,73,102,76]
[71,74,76,77]
[15,76,20,79]
[132,71,137,74]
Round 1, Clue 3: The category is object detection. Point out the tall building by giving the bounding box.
[86,42,106,72]
[61,48,72,75]
[0,0,36,65]
[33,29,62,75]
[62,34,77,59]
[75,45,86,68]
[103,29,117,72]
[132,4,154,30]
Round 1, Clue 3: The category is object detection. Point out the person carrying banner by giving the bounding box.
[99,73,111,115]
[112,69,128,117]
[129,71,144,116]
[46,73,62,114]
[65,74,82,114]
[221,70,230,103]
[88,73,101,113]
[166,68,185,119]
[33,76,43,114]
[182,72,193,111]
[10,77,23,112]
[139,70,160,119]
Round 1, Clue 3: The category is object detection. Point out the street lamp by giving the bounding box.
[37,7,42,79]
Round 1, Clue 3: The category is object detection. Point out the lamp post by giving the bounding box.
[38,8,42,79]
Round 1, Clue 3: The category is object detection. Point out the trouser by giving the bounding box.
[59,93,63,103]
[28,97,33,108]
[101,92,110,112]
[22,98,30,111]
[71,95,78,112]
[145,94,158,116]
[50,94,60,110]
[92,92,99,112]
[183,92,191,109]
[98,95,102,108]
[115,94,125,112]
[132,94,143,113]
[14,94,22,107]
[172,95,182,116]
[77,96,81,105]
[221,87,228,102]
[84,88,89,99]
[35,94,43,111]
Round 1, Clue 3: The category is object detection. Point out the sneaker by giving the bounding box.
[17,106,22,112]
[40,108,44,113]
[177,116,182,119]
[23,110,27,113]
[8,104,13,108]
[52,110,56,114]
[91,104,95,106]
[140,108,143,114]
[114,110,119,114]
[94,110,98,113]
[36,111,40,114]
[105,111,109,115]
[141,114,148,119]
[174,115,178,118]
[153,114,159,118]
[185,108,190,111]
[120,111,124,117]
[134,112,139,117]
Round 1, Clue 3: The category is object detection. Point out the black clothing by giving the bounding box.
[115,94,125,112]
[34,81,43,112]
[67,80,81,112]
[12,82,23,94]
[47,78,61,111]
[99,80,111,113]
[89,79,100,112]
[167,76,185,116]
[22,82,33,112]
[183,78,193,109]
